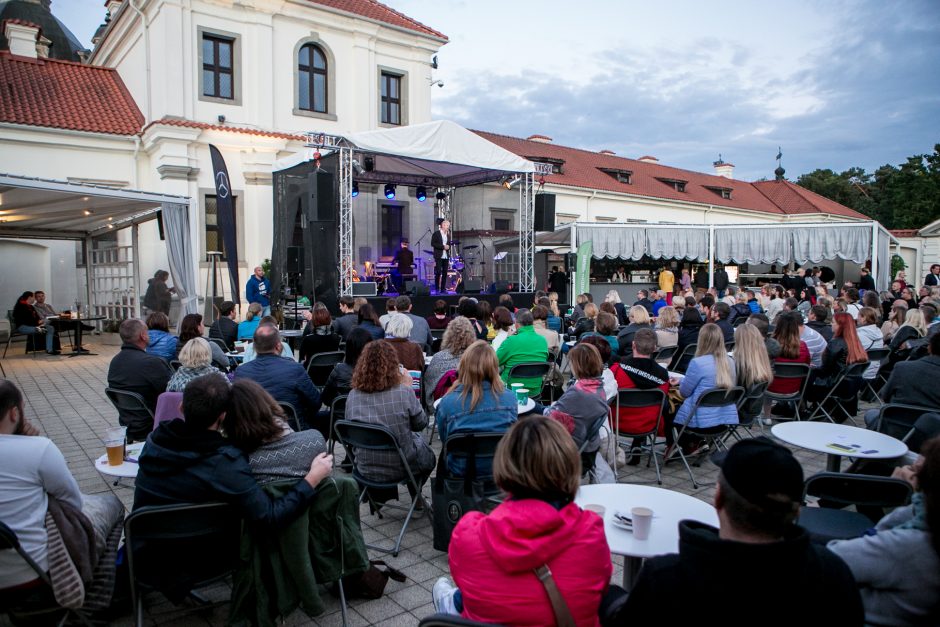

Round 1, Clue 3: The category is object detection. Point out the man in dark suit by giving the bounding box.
[392,239,414,292]
[431,219,451,294]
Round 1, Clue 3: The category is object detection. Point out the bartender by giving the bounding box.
[611,266,628,282]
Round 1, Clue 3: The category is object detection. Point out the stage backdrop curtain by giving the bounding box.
[876,227,890,291]
[580,226,646,260]
[715,227,791,264]
[646,228,708,261]
[160,202,198,315]
[792,224,871,265]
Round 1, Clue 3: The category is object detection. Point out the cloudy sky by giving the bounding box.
[58,0,939,181]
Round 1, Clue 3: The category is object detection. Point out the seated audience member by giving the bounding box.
[605,289,628,325]
[497,309,549,394]
[669,306,705,370]
[711,302,735,343]
[768,312,811,400]
[379,298,397,329]
[345,340,435,485]
[426,299,452,330]
[617,305,653,358]
[134,375,333,527]
[747,313,781,359]
[722,285,738,307]
[356,303,385,341]
[331,296,359,340]
[145,311,178,361]
[654,305,680,349]
[320,328,372,411]
[432,417,611,623]
[234,324,323,432]
[728,290,752,324]
[498,294,516,316]
[209,300,239,349]
[887,308,927,364]
[733,325,773,423]
[613,438,863,624]
[396,295,434,350]
[651,290,669,316]
[667,323,738,450]
[435,341,518,476]
[579,336,618,400]
[539,296,563,332]
[531,304,561,354]
[864,332,940,428]
[176,313,228,368]
[544,343,609,454]
[491,306,515,351]
[384,313,425,371]
[30,290,57,319]
[589,311,620,356]
[572,302,598,339]
[807,304,834,342]
[237,302,264,340]
[633,289,655,315]
[0,381,124,604]
[167,338,229,392]
[458,298,488,341]
[746,289,763,314]
[424,317,476,406]
[828,438,940,626]
[298,304,341,367]
[855,307,884,380]
[241,316,294,362]
[568,293,590,325]
[11,291,57,354]
[881,299,908,342]
[806,312,868,412]
[108,319,174,441]
[610,329,670,464]
[475,300,496,341]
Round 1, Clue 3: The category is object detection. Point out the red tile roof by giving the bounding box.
[751,179,867,219]
[144,117,307,141]
[890,229,919,238]
[0,51,143,135]
[305,0,447,40]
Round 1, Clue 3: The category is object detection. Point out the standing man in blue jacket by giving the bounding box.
[246,266,271,316]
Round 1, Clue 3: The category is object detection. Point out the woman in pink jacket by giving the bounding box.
[432,416,612,625]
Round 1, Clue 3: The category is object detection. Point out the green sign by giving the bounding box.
[575,240,592,296]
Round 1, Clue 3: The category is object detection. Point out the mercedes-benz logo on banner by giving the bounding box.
[216,171,230,198]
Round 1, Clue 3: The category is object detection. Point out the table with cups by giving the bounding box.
[94,426,142,485]
[575,483,719,589]
[771,421,908,472]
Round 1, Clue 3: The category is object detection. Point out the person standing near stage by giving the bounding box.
[659,266,675,305]
[246,266,271,316]
[392,239,414,293]
[432,219,451,294]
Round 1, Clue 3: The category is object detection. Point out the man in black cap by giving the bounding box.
[610,437,863,624]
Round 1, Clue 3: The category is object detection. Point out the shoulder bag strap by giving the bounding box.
[534,564,575,627]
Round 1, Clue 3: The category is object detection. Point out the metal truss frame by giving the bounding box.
[518,172,535,291]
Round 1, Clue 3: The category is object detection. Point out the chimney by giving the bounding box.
[4,20,42,59]
[713,156,734,179]
[527,134,553,144]
[638,155,659,163]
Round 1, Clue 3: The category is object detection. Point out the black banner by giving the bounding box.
[209,144,240,303]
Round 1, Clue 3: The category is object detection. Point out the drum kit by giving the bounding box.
[359,239,487,295]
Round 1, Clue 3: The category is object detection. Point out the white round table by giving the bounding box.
[434,396,535,414]
[94,442,144,484]
[771,422,908,472]
[575,483,718,589]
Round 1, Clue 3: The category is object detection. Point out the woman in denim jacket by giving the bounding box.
[435,341,518,477]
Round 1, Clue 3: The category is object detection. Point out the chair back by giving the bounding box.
[0,520,51,586]
[724,341,735,352]
[652,345,678,363]
[441,432,505,483]
[770,362,811,380]
[333,420,418,488]
[208,337,230,354]
[613,388,666,437]
[877,403,936,442]
[169,359,183,371]
[579,413,609,454]
[153,392,184,428]
[105,387,154,418]
[803,472,913,510]
[866,347,890,364]
[506,362,551,380]
[671,344,698,373]
[737,380,769,424]
[278,402,300,431]
[841,361,870,380]
[732,316,748,327]
[307,351,345,387]
[905,412,940,454]
[695,386,745,409]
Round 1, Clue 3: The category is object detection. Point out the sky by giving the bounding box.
[56,0,940,182]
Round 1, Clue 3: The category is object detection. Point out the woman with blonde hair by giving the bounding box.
[433,417,612,623]
[733,324,773,423]
[885,308,928,369]
[166,337,229,392]
[606,289,627,325]
[881,298,908,341]
[654,306,680,348]
[573,302,598,338]
[425,316,477,406]
[547,291,561,318]
[237,302,264,340]
[616,304,653,358]
[435,341,517,476]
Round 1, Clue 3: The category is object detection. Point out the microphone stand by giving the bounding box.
[414,228,433,284]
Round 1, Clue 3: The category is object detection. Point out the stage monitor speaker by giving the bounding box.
[491,280,512,294]
[307,171,335,222]
[461,279,483,294]
[352,282,378,296]
[534,193,556,232]
[406,281,430,297]
[286,246,303,273]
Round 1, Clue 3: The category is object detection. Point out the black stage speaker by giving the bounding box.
[534,193,556,231]
[307,171,335,222]
[461,279,483,294]
[286,246,303,273]
[352,282,377,296]
[406,281,430,297]
[491,280,512,294]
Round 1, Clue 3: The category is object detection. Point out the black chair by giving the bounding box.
[328,394,348,457]
[306,351,345,390]
[104,387,155,440]
[730,380,770,439]
[611,388,666,484]
[731,316,749,327]
[669,344,698,374]
[763,362,812,422]
[580,413,610,483]
[440,431,506,508]
[430,328,446,354]
[873,403,935,442]
[506,362,554,402]
[124,502,240,627]
[652,345,678,365]
[333,420,430,556]
[902,412,940,455]
[278,401,300,431]
[724,340,735,352]
[0,521,94,626]
[3,309,41,358]
[798,472,913,544]
[805,361,870,425]
[419,614,497,626]
[861,347,891,404]
[207,336,231,354]
[169,359,183,371]
[669,387,746,489]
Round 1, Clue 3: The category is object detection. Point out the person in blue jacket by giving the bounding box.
[246,266,271,316]
[145,311,178,361]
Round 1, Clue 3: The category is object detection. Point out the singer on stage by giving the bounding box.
[431,218,451,294]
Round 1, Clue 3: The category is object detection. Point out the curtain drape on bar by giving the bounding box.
[876,227,890,291]
[161,203,198,315]
[715,227,791,264]
[646,228,709,261]
[579,226,646,260]
[792,225,871,264]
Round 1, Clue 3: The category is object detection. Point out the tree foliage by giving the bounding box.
[796,144,940,230]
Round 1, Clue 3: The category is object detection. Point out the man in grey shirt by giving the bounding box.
[396,295,433,351]
[793,312,827,369]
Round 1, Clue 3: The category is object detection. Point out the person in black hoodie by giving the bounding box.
[710,302,735,344]
[209,300,239,349]
[608,438,863,625]
[806,304,833,342]
[11,291,57,354]
[669,307,704,371]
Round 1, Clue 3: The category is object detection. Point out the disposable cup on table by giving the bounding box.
[583,503,606,517]
[631,506,653,540]
[103,426,126,467]
[515,389,529,405]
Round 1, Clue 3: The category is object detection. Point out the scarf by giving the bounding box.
[896,493,929,532]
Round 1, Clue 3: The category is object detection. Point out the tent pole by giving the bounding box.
[519,172,535,291]
[708,225,715,289]
[83,235,94,319]
[871,221,879,290]
[338,146,354,297]
[131,223,142,320]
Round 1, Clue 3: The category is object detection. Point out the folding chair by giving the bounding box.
[874,403,935,443]
[440,431,506,509]
[859,347,890,404]
[278,401,300,431]
[579,413,610,484]
[169,359,183,371]
[652,345,678,366]
[0,521,94,627]
[207,336,231,354]
[3,310,41,358]
[306,351,345,391]
[124,502,240,627]
[726,380,769,440]
[731,316,749,327]
[798,472,912,544]
[333,420,430,556]
[419,614,495,626]
[327,395,348,456]
[430,328,445,354]
[611,388,666,484]
[104,387,155,440]
[668,387,745,489]
[763,362,811,422]
[669,344,698,374]
[724,341,735,352]
[506,362,554,402]
[805,361,870,425]
[901,412,940,456]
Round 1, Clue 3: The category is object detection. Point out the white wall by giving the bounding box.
[0,239,83,313]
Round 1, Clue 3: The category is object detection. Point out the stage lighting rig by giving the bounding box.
[416,186,427,202]
[352,182,359,197]
[384,184,396,199]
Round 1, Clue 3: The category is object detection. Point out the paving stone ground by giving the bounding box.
[1,339,844,626]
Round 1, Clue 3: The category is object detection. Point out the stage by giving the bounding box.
[365,291,535,317]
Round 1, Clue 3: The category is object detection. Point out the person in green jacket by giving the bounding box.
[496,309,549,397]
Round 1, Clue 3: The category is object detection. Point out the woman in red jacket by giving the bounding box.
[433,416,612,625]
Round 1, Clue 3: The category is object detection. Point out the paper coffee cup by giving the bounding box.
[583,503,606,517]
[631,506,653,540]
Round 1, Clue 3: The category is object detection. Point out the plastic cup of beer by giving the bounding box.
[104,426,126,466]
[631,506,653,540]
[515,388,529,406]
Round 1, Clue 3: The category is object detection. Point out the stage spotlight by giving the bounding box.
[435,191,447,201]
[416,186,427,202]
[352,160,364,175]
[384,184,396,199]
[507,175,523,189]
[364,156,375,172]
[352,182,359,197]
[498,175,512,189]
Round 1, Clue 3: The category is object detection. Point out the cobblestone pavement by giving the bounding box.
[1,341,841,626]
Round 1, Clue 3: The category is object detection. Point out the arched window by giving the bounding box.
[298,43,327,113]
